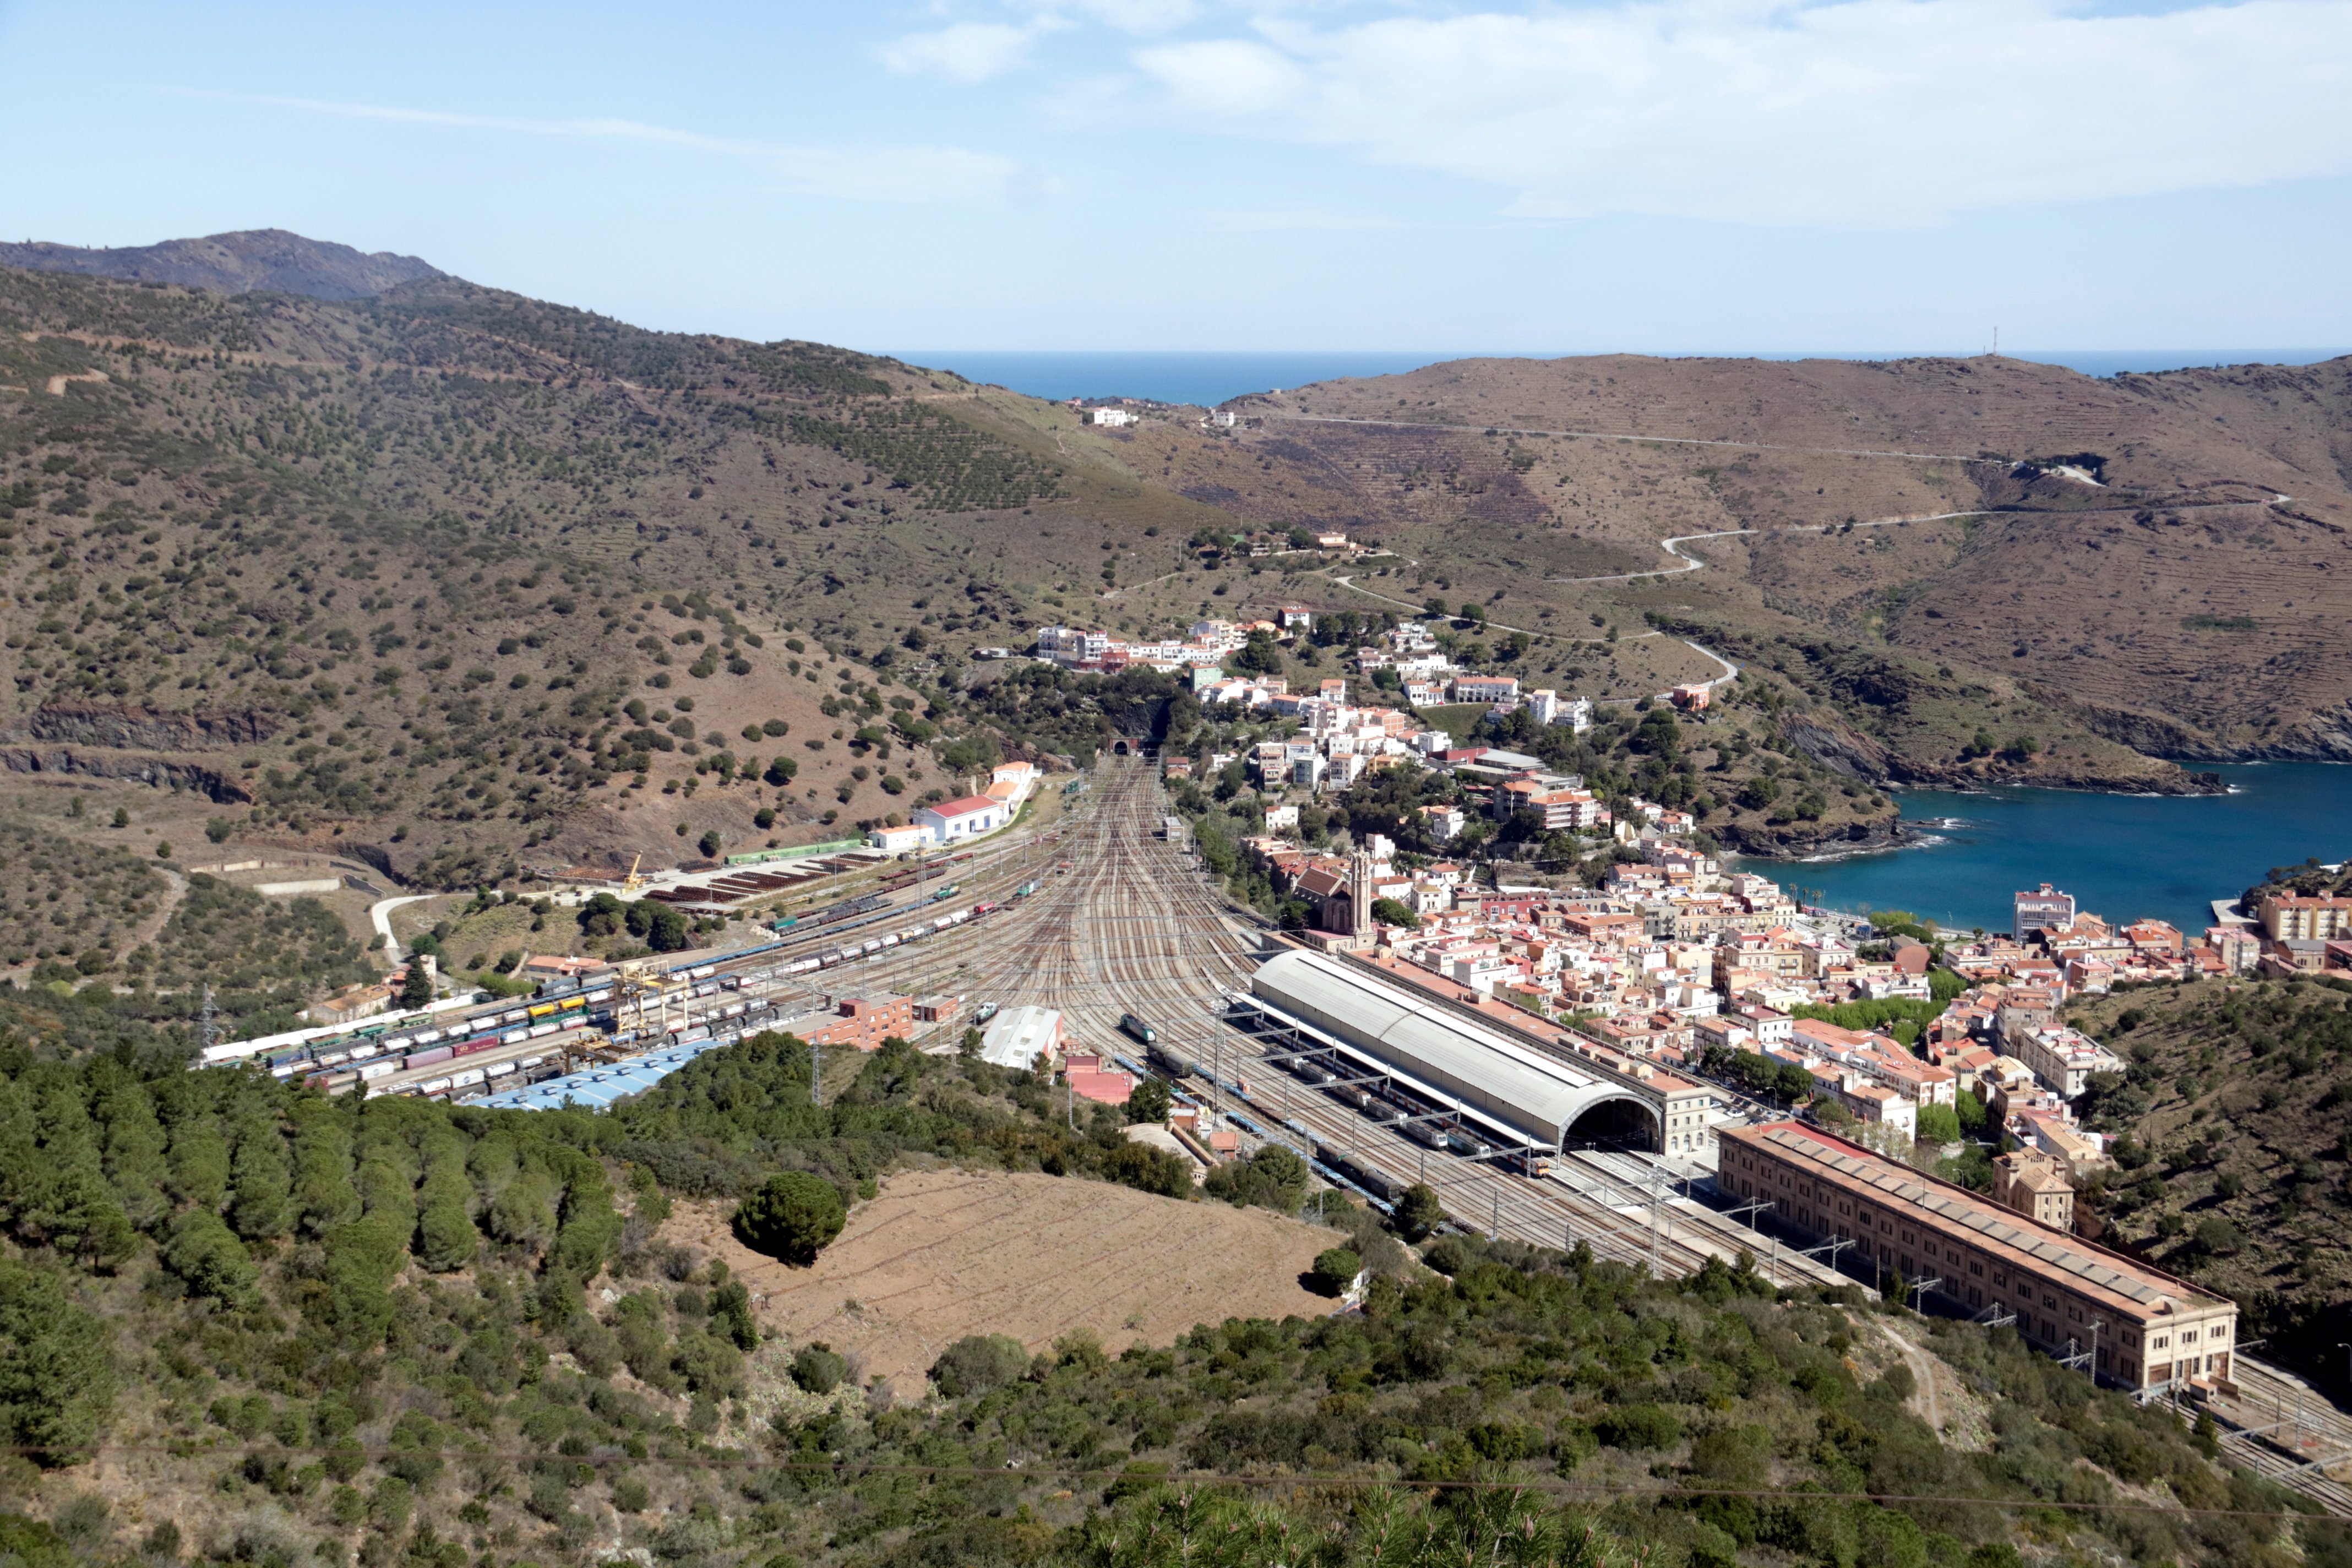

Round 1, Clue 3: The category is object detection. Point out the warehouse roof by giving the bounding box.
[1728,1122,2230,1321]
[981,1005,1060,1071]
[1251,949,1623,1147]
[473,1036,734,1112]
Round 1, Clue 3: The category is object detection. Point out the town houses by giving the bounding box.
[1217,850,2230,1186]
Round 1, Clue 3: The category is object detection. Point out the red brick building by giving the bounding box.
[803,995,914,1052]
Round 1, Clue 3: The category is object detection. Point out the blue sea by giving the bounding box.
[1745,763,2352,938]
[884,349,2351,408]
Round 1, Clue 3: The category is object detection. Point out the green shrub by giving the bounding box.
[930,1334,1030,1397]
[1595,1403,1680,1450]
[1311,1247,1362,1295]
[791,1344,846,1394]
[732,1172,846,1265]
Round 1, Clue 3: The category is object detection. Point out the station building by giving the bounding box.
[1720,1121,2237,1394]
[1239,948,1723,1156]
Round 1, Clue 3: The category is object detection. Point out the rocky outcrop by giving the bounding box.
[0,746,251,802]
[1779,712,2225,796]
[1714,813,1912,859]
[0,704,281,751]
[1779,714,1901,782]
[2049,697,2219,760]
[2242,701,2352,761]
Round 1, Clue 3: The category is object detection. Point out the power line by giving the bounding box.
[7,1444,2333,1523]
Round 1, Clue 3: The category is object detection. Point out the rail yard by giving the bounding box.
[192,755,2352,1513]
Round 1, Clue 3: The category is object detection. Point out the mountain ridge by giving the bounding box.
[0,228,447,300]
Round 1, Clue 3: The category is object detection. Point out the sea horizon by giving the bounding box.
[883,347,2352,408]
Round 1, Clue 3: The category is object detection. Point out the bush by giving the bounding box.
[732,1172,846,1265]
[1393,1183,1446,1243]
[1203,1144,1309,1214]
[930,1334,1030,1397]
[790,1344,846,1394]
[1595,1403,1681,1451]
[1311,1246,1361,1295]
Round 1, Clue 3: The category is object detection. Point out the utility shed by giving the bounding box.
[981,1005,1061,1071]
[1250,949,1620,1150]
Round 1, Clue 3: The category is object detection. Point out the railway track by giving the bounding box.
[2207,1357,2352,1515]
[738,763,2350,1515]
[795,758,1839,1285]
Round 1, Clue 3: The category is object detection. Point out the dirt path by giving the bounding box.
[1879,1320,1951,1432]
[127,865,188,952]
[45,369,108,396]
[662,1168,1340,1398]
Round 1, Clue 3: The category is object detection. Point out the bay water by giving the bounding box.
[1747,763,2352,937]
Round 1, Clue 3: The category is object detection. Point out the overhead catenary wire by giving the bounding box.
[4,1442,2335,1523]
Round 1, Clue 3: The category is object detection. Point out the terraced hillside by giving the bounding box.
[1168,354,2352,765]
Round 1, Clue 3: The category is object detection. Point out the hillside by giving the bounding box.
[1173,353,2352,770]
[0,1021,2336,1568]
[2065,976,2352,1385]
[0,260,1160,890]
[4,248,2345,928]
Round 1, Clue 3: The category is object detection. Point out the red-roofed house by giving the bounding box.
[916,794,1010,844]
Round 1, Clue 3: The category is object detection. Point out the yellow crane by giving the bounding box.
[620,853,645,897]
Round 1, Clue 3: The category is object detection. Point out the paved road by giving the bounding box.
[369,894,437,962]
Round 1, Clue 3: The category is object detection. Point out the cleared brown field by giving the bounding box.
[663,1168,1340,1398]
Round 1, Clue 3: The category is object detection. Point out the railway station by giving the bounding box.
[1721,1120,2239,1395]
[1235,948,1707,1156]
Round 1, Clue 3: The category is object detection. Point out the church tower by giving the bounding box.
[1348,848,1374,940]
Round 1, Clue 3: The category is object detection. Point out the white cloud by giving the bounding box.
[880,21,1050,81]
[178,91,1030,205]
[1131,0,2352,226]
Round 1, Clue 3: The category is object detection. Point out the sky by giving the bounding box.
[2,0,2348,353]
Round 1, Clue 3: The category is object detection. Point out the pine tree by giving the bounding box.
[0,1257,116,1467]
[227,1113,294,1242]
[94,1079,171,1232]
[167,1119,230,1211]
[290,1102,361,1237]
[413,1128,477,1272]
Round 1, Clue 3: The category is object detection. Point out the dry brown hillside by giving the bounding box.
[1146,353,2352,764]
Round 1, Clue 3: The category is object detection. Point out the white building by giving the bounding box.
[1450,675,1520,705]
[981,1006,1062,1070]
[2016,1025,2126,1099]
[1419,804,1466,841]
[1036,626,1110,668]
[916,794,1011,845]
[1526,690,1593,733]
[868,825,927,853]
[1086,407,1134,427]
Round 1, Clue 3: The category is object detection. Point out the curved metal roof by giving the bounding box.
[1251,949,1650,1148]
